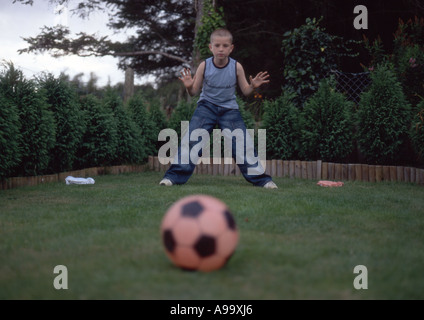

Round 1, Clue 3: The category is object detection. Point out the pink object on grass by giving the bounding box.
[317,180,344,187]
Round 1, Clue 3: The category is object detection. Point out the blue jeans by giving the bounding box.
[163,100,272,186]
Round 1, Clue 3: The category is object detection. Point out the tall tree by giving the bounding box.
[15,0,198,81]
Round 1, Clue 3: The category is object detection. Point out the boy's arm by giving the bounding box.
[179,62,205,96]
[237,62,270,96]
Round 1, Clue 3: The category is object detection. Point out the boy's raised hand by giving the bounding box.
[249,71,270,89]
[178,68,195,88]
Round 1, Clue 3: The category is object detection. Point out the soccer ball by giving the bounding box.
[160,194,239,272]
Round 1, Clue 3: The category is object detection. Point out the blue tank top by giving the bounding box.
[198,57,238,109]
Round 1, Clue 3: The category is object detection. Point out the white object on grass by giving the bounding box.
[65,176,95,185]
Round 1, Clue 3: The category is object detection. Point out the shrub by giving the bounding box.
[38,73,85,173]
[103,89,146,164]
[281,17,358,107]
[393,17,424,107]
[0,94,21,179]
[127,92,158,157]
[363,17,424,107]
[410,100,424,165]
[261,92,300,160]
[0,63,55,176]
[394,44,424,107]
[357,64,411,165]
[237,97,255,131]
[149,100,168,132]
[75,95,118,168]
[167,98,197,135]
[148,99,169,155]
[299,79,354,162]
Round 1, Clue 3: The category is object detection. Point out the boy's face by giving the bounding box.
[209,36,234,61]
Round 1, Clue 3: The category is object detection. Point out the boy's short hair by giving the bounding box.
[210,28,233,43]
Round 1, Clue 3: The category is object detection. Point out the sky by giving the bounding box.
[1,0,151,87]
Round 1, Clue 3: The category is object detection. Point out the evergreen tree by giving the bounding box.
[167,98,197,135]
[148,99,168,155]
[38,73,85,172]
[300,79,354,162]
[0,63,55,176]
[17,0,196,81]
[410,100,424,165]
[127,92,158,157]
[75,94,118,168]
[103,89,146,164]
[0,94,21,178]
[357,64,411,165]
[261,92,300,160]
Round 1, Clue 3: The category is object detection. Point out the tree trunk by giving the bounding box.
[193,0,216,72]
[178,0,216,103]
[124,67,134,104]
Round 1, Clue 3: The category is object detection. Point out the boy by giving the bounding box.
[159,28,277,189]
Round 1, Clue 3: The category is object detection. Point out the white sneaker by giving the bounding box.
[263,181,278,189]
[159,178,173,186]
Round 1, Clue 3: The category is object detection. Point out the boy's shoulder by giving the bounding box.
[235,60,244,69]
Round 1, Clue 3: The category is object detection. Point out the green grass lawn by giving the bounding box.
[1,171,424,300]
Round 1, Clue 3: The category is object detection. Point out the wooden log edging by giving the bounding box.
[0,164,149,191]
[150,156,424,185]
[3,158,422,190]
